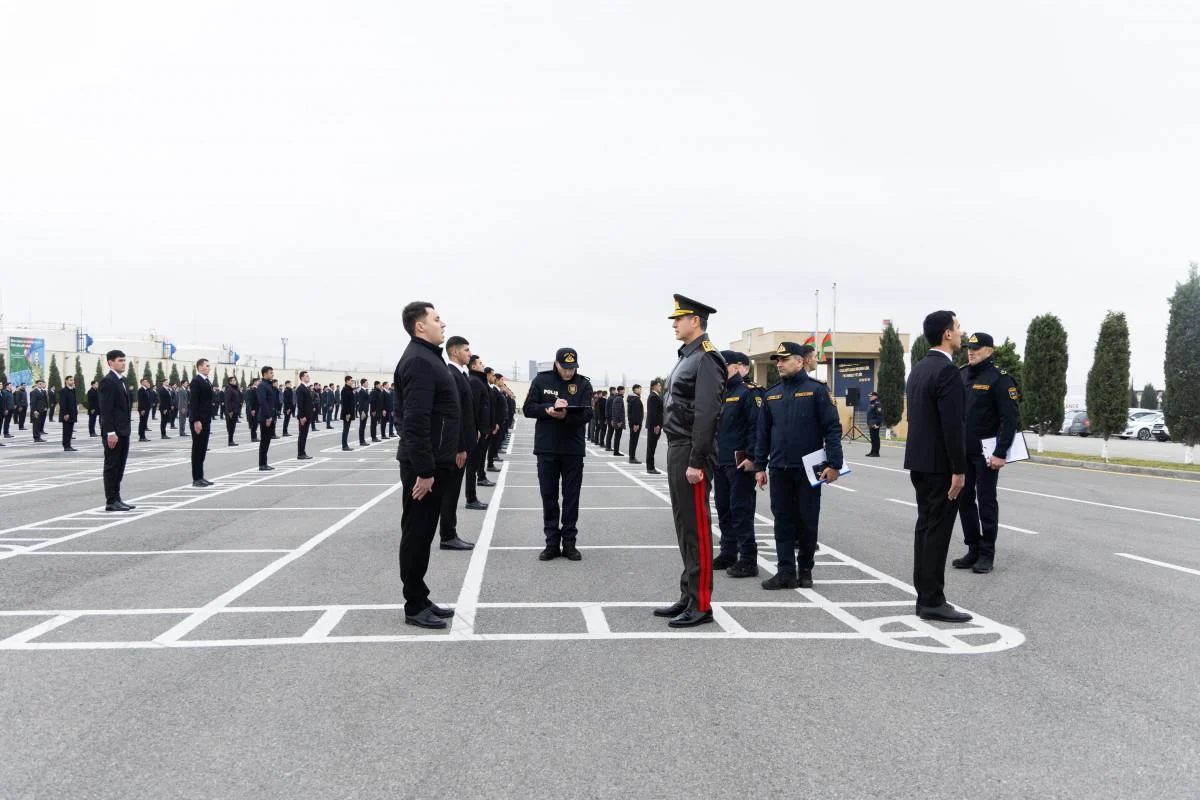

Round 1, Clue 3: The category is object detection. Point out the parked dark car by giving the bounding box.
[1062,410,1091,437]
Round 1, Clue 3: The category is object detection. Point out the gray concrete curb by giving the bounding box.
[1027,455,1200,481]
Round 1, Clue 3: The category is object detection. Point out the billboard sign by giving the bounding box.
[7,337,46,386]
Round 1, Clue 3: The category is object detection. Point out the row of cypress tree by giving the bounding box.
[872,263,1200,462]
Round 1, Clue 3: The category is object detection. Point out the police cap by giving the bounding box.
[770,341,815,361]
[966,332,995,349]
[667,294,717,320]
[555,347,579,369]
[720,350,750,366]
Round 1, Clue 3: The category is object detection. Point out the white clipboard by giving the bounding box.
[982,432,1029,463]
[801,449,852,487]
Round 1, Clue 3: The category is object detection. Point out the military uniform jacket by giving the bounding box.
[99,372,131,437]
[522,369,594,456]
[962,360,1020,459]
[663,333,727,469]
[754,371,844,470]
[394,337,461,477]
[190,376,213,421]
[717,373,761,466]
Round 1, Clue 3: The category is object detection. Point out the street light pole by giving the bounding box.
[281,337,288,370]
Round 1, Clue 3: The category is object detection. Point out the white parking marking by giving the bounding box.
[1114,553,1200,577]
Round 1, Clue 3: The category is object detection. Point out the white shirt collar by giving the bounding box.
[930,348,953,361]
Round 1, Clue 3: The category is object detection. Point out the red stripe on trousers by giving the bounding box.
[693,478,712,612]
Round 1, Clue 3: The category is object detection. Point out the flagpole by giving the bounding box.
[814,289,820,344]
[831,282,837,396]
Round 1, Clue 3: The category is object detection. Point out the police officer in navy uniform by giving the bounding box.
[654,294,727,628]
[742,342,843,590]
[953,332,1021,575]
[522,348,593,561]
[866,390,883,456]
[714,351,761,577]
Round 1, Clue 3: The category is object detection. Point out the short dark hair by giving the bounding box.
[609,386,616,392]
[632,384,642,390]
[617,385,625,391]
[344,375,353,382]
[484,367,494,375]
[923,310,957,347]
[402,301,434,336]
[360,379,368,386]
[374,380,381,387]
[468,355,481,366]
[651,379,663,389]
[446,335,469,350]
[261,366,274,376]
[106,349,125,362]
[298,371,308,379]
[195,358,208,369]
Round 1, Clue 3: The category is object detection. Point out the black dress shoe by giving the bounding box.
[647,468,661,475]
[192,480,208,487]
[669,610,714,628]
[372,438,380,443]
[426,604,455,619]
[762,572,798,590]
[797,569,814,589]
[494,457,504,463]
[104,502,126,512]
[342,446,353,451]
[404,608,448,629]
[64,447,78,452]
[228,441,239,446]
[972,554,995,574]
[298,454,313,460]
[440,537,475,550]
[117,500,136,510]
[359,442,369,447]
[478,479,497,488]
[282,433,292,437]
[612,451,624,457]
[487,466,500,473]
[712,554,737,570]
[538,544,561,561]
[952,551,979,569]
[562,543,582,561]
[259,465,275,471]
[464,500,488,511]
[629,458,641,464]
[653,601,688,618]
[726,561,759,578]
[917,603,973,623]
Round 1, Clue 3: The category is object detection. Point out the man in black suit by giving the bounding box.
[59,376,79,451]
[295,371,315,460]
[29,381,49,442]
[136,378,153,441]
[99,350,136,511]
[468,356,495,488]
[369,381,383,442]
[904,310,972,623]
[356,379,371,446]
[257,368,279,470]
[324,384,336,429]
[190,359,215,486]
[437,336,477,550]
[157,379,173,439]
[86,381,101,437]
[339,376,356,451]
[395,301,460,630]
[48,385,58,421]
[224,377,243,446]
[645,379,664,474]
[609,385,627,457]
[14,384,28,430]
[485,368,505,471]
[245,378,260,442]
[627,384,644,464]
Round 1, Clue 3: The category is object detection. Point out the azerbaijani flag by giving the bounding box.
[819,330,833,361]
[802,333,816,348]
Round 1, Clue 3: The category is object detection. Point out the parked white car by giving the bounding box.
[1152,419,1171,442]
[1120,413,1162,441]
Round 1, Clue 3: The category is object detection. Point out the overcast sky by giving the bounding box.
[1,1,1196,394]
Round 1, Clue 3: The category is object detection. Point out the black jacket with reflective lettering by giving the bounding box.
[662,333,727,469]
[523,369,593,456]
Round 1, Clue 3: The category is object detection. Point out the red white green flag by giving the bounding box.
[819,330,833,361]
[802,333,816,348]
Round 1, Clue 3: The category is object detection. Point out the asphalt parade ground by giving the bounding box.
[1,418,1197,799]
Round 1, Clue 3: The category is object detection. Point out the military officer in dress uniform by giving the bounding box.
[653,294,727,628]
[866,390,883,456]
[714,351,761,577]
[742,342,843,590]
[953,332,1021,575]
[522,347,593,562]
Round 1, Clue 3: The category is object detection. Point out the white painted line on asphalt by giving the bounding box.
[581,604,611,634]
[490,545,677,550]
[450,430,515,638]
[1114,553,1200,577]
[500,506,670,511]
[21,549,291,556]
[303,608,348,641]
[233,482,397,487]
[885,499,1039,534]
[0,614,75,645]
[153,480,405,645]
[1000,487,1200,523]
[158,507,358,512]
[711,605,748,634]
[827,483,856,492]
[504,485,641,489]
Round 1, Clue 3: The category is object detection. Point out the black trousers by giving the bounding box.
[536,454,584,544]
[473,435,490,481]
[17,408,26,428]
[398,461,452,615]
[438,464,467,541]
[959,454,1000,556]
[715,464,758,562]
[464,445,481,503]
[869,426,881,455]
[226,414,238,444]
[487,429,503,466]
[248,414,258,441]
[605,424,615,449]
[611,427,623,454]
[359,416,369,445]
[103,435,131,504]
[61,419,75,449]
[3,412,11,435]
[191,420,210,480]
[629,427,641,460]
[178,411,189,437]
[646,429,661,471]
[910,471,960,608]
[88,412,98,437]
[283,408,293,434]
[160,412,170,438]
[370,415,379,440]
[32,413,45,440]
[297,419,310,457]
[325,406,334,427]
[769,468,821,573]
[342,416,353,448]
[258,418,274,466]
[666,442,714,613]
